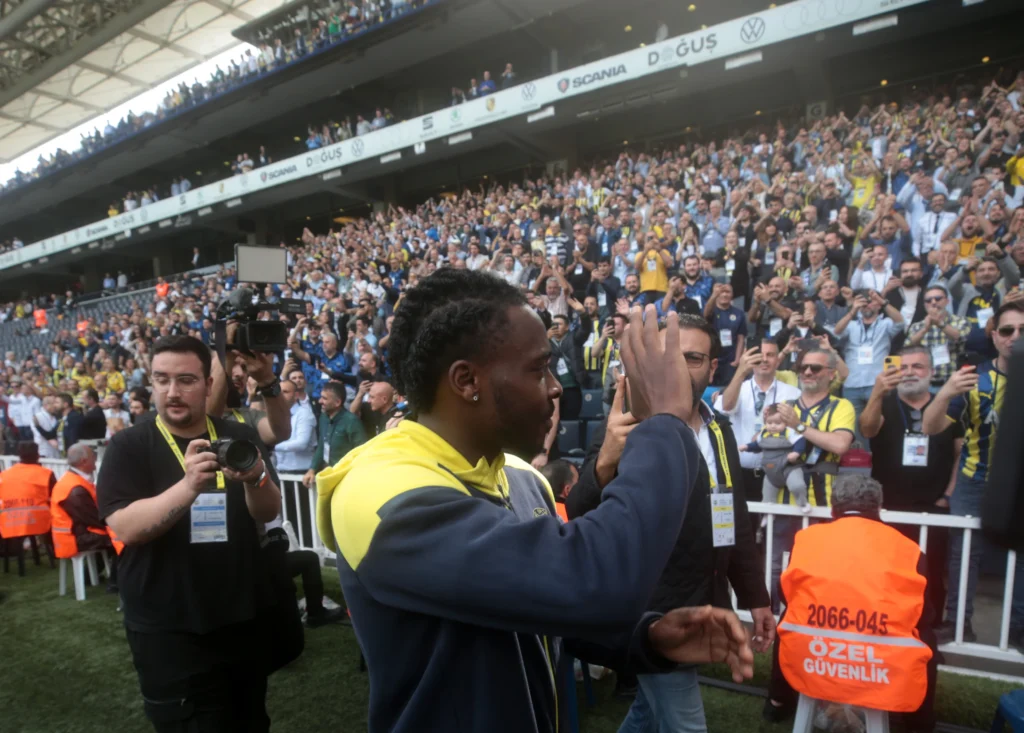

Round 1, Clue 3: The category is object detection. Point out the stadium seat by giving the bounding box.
[58,550,110,601]
[584,419,602,452]
[793,694,889,733]
[579,389,604,420]
[557,421,581,454]
[990,689,1024,733]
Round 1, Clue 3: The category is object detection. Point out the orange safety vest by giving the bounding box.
[0,463,54,539]
[50,471,122,558]
[555,503,569,523]
[777,516,932,713]
[33,308,47,328]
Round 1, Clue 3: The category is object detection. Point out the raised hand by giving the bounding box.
[619,306,692,423]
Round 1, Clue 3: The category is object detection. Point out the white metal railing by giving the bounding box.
[4,458,1018,667]
[741,501,1022,666]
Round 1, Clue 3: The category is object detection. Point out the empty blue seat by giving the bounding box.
[557,421,581,454]
[579,389,604,420]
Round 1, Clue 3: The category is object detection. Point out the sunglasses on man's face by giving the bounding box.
[798,363,828,375]
[924,295,946,304]
[996,324,1023,338]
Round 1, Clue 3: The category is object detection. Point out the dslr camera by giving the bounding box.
[209,438,261,473]
[214,245,305,353]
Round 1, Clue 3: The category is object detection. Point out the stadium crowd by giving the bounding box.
[2,62,1024,731]
[0,0,432,198]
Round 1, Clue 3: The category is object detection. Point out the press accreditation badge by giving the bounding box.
[646,259,657,272]
[710,494,736,548]
[931,344,951,367]
[856,346,874,365]
[769,318,783,336]
[902,434,929,467]
[976,307,994,329]
[556,358,569,376]
[191,493,228,544]
[720,329,733,347]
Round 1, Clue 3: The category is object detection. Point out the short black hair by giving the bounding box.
[57,392,73,409]
[994,300,1024,328]
[900,256,922,269]
[322,381,346,402]
[83,388,99,404]
[152,335,212,378]
[387,269,527,412]
[539,459,576,501]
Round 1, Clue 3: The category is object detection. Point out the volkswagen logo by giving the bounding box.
[351,138,365,157]
[521,82,536,101]
[740,16,766,44]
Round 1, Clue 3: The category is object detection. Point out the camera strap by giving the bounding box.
[156,415,226,490]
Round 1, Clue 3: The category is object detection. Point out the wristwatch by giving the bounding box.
[795,423,807,434]
[257,380,282,398]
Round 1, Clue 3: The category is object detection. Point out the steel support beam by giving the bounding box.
[0,0,176,109]
[0,0,60,43]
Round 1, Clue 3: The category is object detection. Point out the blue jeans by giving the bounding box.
[617,668,707,733]
[947,473,1024,630]
[842,385,874,447]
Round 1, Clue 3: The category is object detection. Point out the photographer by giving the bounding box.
[97,335,282,732]
[207,349,291,446]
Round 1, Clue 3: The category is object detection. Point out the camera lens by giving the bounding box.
[217,439,260,472]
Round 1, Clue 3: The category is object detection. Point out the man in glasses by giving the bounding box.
[923,300,1024,647]
[859,346,962,620]
[569,314,771,733]
[770,347,856,605]
[98,335,283,731]
[906,285,971,391]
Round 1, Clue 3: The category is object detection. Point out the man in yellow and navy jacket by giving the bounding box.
[315,269,754,733]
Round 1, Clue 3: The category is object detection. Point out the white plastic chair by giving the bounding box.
[793,694,889,733]
[58,550,111,601]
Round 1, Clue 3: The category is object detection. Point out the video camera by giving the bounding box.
[214,245,305,353]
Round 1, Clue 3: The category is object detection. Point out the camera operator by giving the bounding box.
[97,335,282,732]
[207,349,291,446]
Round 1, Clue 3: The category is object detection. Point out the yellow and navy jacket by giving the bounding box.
[946,360,1005,483]
[316,416,699,733]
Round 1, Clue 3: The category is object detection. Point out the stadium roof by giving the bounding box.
[0,0,281,163]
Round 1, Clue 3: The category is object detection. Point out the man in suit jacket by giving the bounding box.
[79,388,107,441]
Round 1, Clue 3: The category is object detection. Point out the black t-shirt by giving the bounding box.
[869,393,963,511]
[358,402,388,437]
[97,416,279,635]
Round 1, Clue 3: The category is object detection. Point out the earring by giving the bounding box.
[472,394,479,402]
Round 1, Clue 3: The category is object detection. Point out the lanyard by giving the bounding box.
[707,421,733,492]
[232,409,245,424]
[896,399,926,434]
[749,380,777,418]
[156,415,225,490]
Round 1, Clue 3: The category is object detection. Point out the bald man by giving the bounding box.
[349,380,397,437]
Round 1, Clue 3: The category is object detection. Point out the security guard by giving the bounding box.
[51,444,122,563]
[0,441,55,545]
[766,475,936,730]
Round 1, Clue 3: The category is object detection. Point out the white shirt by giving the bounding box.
[850,267,892,293]
[715,377,801,469]
[913,210,957,256]
[273,402,317,472]
[898,287,920,329]
[32,409,59,458]
[8,393,41,427]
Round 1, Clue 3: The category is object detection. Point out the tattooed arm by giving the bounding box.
[98,436,222,546]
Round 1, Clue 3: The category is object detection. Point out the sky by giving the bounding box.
[0,42,257,185]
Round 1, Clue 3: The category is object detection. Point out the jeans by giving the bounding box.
[617,668,706,733]
[841,385,874,447]
[947,473,1024,630]
[770,516,802,614]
